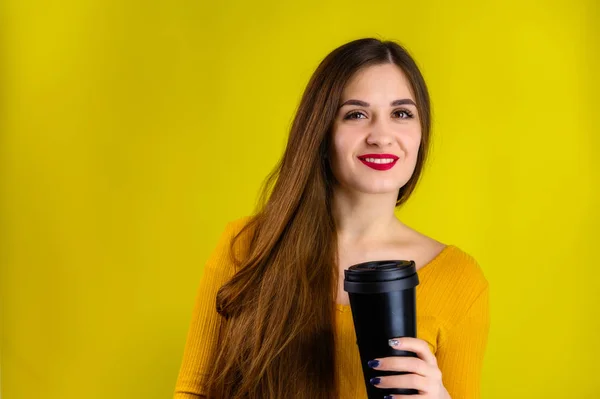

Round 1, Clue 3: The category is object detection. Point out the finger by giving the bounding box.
[370,373,427,392]
[389,337,437,366]
[368,356,431,377]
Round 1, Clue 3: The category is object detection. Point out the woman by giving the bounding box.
[174,38,490,399]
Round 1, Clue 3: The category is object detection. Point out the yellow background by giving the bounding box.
[1,0,598,398]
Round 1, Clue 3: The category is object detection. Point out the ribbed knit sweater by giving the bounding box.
[174,216,490,399]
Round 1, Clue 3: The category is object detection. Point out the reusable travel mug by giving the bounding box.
[344,260,420,398]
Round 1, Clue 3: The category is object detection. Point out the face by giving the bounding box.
[329,63,422,195]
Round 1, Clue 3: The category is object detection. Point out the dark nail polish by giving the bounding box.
[367,359,380,368]
[369,377,381,385]
[383,396,393,399]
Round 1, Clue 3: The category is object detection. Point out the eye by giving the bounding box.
[393,109,414,119]
[344,111,366,120]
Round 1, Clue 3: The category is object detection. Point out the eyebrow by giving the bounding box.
[338,98,417,109]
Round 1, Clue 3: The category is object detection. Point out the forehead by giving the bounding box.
[341,63,414,100]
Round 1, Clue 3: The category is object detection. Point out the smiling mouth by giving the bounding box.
[358,157,398,171]
[358,157,396,164]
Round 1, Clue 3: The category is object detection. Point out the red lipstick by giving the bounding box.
[357,153,399,171]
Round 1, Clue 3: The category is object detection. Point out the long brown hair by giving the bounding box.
[205,37,432,399]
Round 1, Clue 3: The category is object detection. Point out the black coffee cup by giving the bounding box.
[344,260,420,398]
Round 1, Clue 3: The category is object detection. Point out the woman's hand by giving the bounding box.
[367,337,451,399]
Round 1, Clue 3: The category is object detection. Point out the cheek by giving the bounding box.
[331,131,354,159]
[402,129,422,152]
[409,136,422,152]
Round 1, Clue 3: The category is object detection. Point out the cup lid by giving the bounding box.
[344,260,419,294]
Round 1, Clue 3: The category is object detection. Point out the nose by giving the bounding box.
[366,118,394,147]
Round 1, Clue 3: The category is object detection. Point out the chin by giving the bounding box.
[334,173,410,194]
[354,182,405,195]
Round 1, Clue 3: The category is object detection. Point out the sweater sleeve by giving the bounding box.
[435,284,490,399]
[173,221,238,399]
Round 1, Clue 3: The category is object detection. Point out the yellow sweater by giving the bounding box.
[174,216,490,399]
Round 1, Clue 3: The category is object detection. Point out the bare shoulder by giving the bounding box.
[392,223,489,314]
[398,223,447,270]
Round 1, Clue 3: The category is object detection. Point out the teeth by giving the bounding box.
[364,158,395,164]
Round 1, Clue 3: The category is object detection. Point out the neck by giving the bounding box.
[331,186,402,247]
